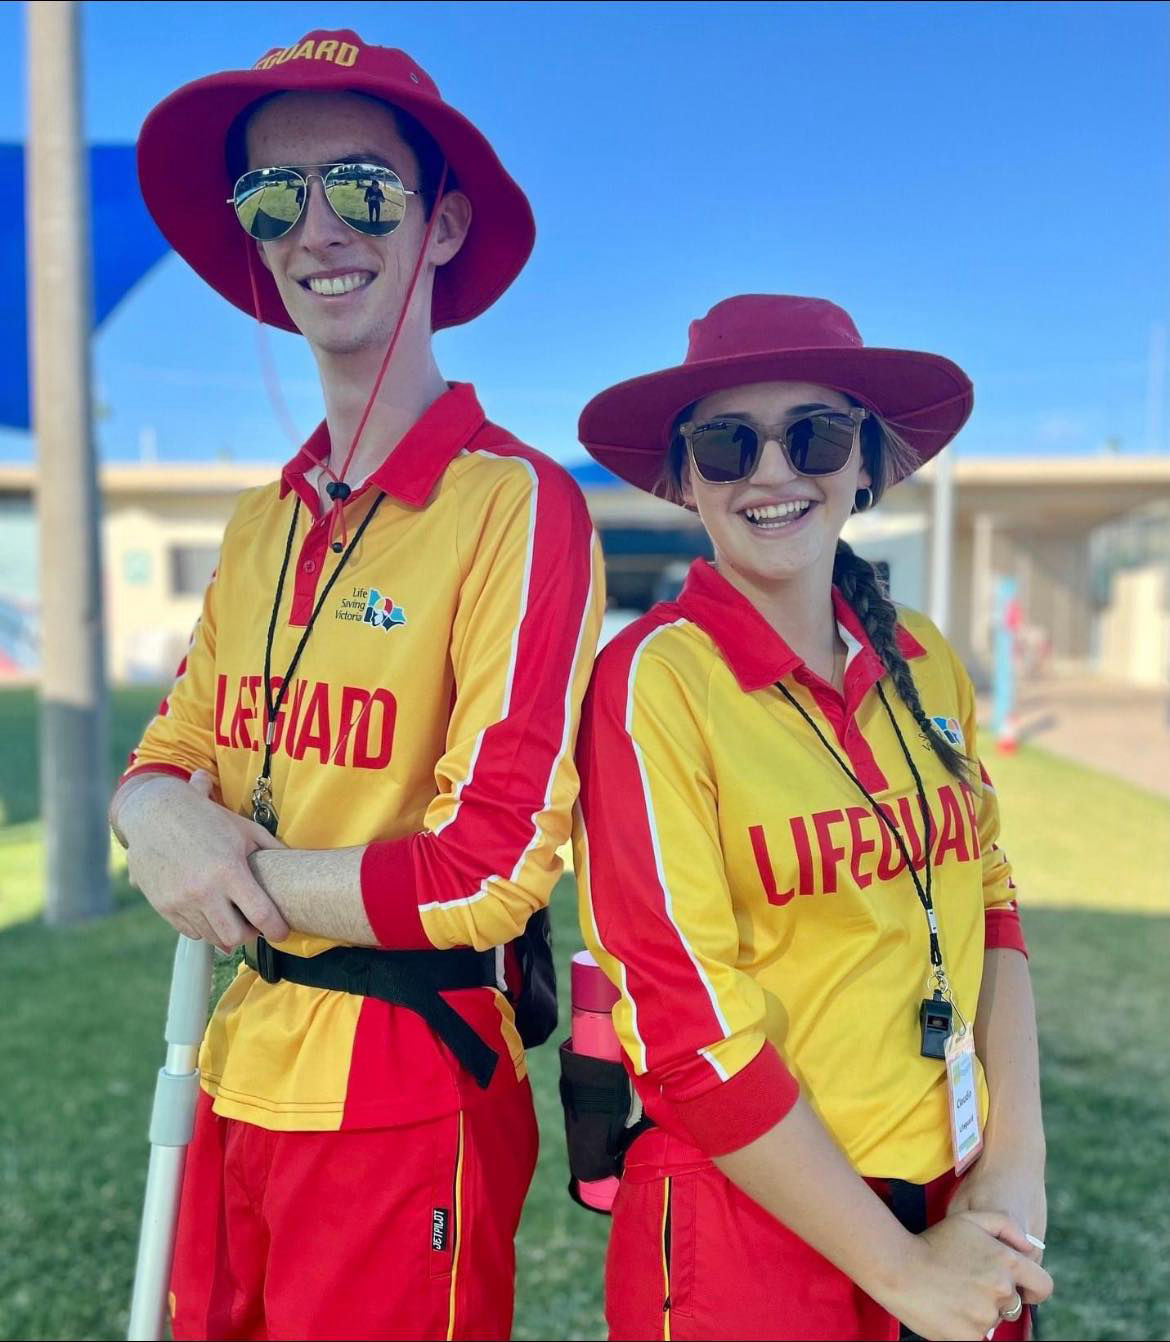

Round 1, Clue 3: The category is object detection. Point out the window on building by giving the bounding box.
[168,544,218,597]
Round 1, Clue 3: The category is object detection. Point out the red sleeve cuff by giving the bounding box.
[360,836,434,950]
[116,762,193,789]
[667,1043,800,1157]
[985,904,1029,957]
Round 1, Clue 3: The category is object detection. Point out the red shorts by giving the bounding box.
[606,1129,1034,1342]
[170,1081,538,1341]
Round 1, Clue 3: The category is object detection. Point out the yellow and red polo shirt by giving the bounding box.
[574,558,1025,1185]
[124,383,605,1131]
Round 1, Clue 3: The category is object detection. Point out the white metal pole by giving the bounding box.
[929,447,956,636]
[127,936,213,1342]
[26,0,110,923]
[971,511,995,669]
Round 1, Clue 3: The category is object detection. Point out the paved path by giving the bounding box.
[979,677,1170,798]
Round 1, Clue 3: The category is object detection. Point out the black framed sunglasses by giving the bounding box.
[228,162,419,241]
[679,406,868,484]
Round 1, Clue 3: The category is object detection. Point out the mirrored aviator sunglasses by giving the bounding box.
[680,406,868,484]
[229,162,417,241]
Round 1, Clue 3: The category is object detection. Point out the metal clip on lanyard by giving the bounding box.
[250,492,386,836]
[774,679,960,1060]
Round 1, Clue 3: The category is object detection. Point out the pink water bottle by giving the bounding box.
[570,949,623,1212]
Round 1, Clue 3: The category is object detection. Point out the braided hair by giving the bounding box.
[832,539,968,780]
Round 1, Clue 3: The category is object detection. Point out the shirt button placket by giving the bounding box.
[289,527,328,626]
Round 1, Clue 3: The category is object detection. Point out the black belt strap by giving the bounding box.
[244,938,501,1089]
[890,1180,928,1341]
[887,1178,928,1234]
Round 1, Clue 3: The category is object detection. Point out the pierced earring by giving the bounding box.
[853,486,874,513]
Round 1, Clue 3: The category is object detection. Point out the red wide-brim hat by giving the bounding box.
[137,29,535,330]
[579,294,974,495]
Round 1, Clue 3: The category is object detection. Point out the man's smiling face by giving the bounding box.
[246,91,455,356]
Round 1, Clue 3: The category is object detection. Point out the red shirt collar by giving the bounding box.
[279,381,486,512]
[675,558,927,695]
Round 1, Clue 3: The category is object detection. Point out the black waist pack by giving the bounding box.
[244,907,559,1093]
[558,1041,652,1211]
[245,937,501,1087]
[510,907,558,1049]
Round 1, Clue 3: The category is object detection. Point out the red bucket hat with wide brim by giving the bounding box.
[579,294,974,496]
[136,29,534,331]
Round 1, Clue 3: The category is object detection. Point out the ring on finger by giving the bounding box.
[1000,1293,1024,1323]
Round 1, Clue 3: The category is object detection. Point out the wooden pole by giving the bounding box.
[26,0,111,923]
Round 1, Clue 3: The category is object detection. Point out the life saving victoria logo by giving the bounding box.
[336,585,407,631]
[931,715,963,747]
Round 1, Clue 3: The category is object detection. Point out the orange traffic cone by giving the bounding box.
[996,711,1019,755]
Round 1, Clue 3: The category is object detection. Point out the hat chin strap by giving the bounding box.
[245,161,451,552]
[244,240,304,448]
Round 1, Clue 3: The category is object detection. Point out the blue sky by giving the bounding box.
[1,0,1167,467]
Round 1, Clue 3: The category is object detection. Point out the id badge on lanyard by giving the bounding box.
[945,1025,984,1175]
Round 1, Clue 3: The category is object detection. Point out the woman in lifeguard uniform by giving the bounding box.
[573,294,1051,1341]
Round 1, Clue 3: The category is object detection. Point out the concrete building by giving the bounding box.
[0,455,1168,687]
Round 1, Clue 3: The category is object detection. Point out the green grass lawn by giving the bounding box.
[0,687,165,927]
[974,734,1170,915]
[1,688,1168,1340]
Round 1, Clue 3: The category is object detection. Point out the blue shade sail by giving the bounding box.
[0,143,171,430]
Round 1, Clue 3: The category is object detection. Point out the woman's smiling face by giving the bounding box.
[681,380,871,591]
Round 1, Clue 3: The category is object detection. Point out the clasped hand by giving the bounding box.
[117,770,289,952]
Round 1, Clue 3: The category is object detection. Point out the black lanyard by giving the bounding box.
[250,491,386,835]
[774,677,957,1059]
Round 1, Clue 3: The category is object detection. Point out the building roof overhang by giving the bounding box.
[0,455,1167,535]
